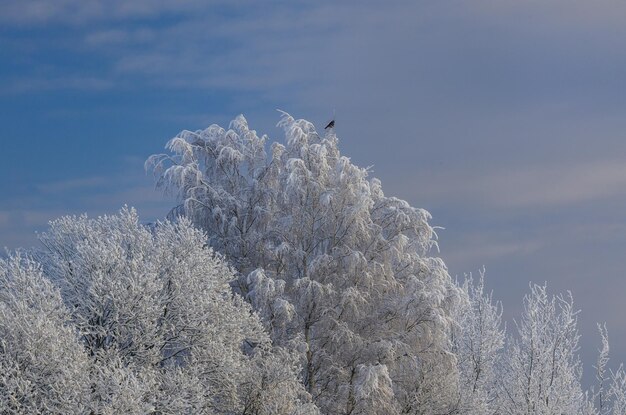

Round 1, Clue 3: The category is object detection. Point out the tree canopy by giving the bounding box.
[1,208,316,414]
[148,112,461,413]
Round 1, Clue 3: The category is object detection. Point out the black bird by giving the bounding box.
[324,119,335,130]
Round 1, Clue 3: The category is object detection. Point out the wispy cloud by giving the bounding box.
[4,0,626,105]
[37,176,109,193]
[0,0,216,25]
[0,163,172,249]
[415,159,626,211]
[442,236,544,266]
[84,28,156,46]
[471,0,626,29]
[2,77,114,94]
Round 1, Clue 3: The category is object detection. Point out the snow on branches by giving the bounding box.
[1,208,316,414]
[148,112,461,414]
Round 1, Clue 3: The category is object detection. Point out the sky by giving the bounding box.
[2,0,626,386]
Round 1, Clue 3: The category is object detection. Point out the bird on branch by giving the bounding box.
[325,109,336,130]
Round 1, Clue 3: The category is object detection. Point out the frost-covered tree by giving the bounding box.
[605,366,626,415]
[451,270,505,414]
[147,112,461,413]
[592,324,612,414]
[3,208,316,414]
[0,255,90,414]
[590,324,626,415]
[451,277,626,415]
[498,283,589,415]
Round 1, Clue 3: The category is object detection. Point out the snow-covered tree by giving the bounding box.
[451,270,505,414]
[592,324,612,414]
[590,324,626,415]
[147,112,461,413]
[498,283,589,415]
[605,366,626,415]
[3,208,316,414]
[451,277,626,415]
[0,254,90,414]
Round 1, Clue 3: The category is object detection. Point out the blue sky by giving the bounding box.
[2,0,626,385]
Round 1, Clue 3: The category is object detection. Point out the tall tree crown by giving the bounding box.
[148,112,461,413]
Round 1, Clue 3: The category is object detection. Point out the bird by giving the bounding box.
[324,119,335,130]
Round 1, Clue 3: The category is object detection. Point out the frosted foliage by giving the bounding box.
[498,284,588,414]
[451,271,505,415]
[590,325,626,415]
[353,364,395,414]
[592,324,611,414]
[3,207,316,414]
[0,255,90,414]
[148,112,460,413]
[607,367,626,415]
[452,279,626,415]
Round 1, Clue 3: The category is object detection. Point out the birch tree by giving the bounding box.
[147,112,461,414]
[590,324,626,415]
[498,284,588,415]
[451,271,505,414]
